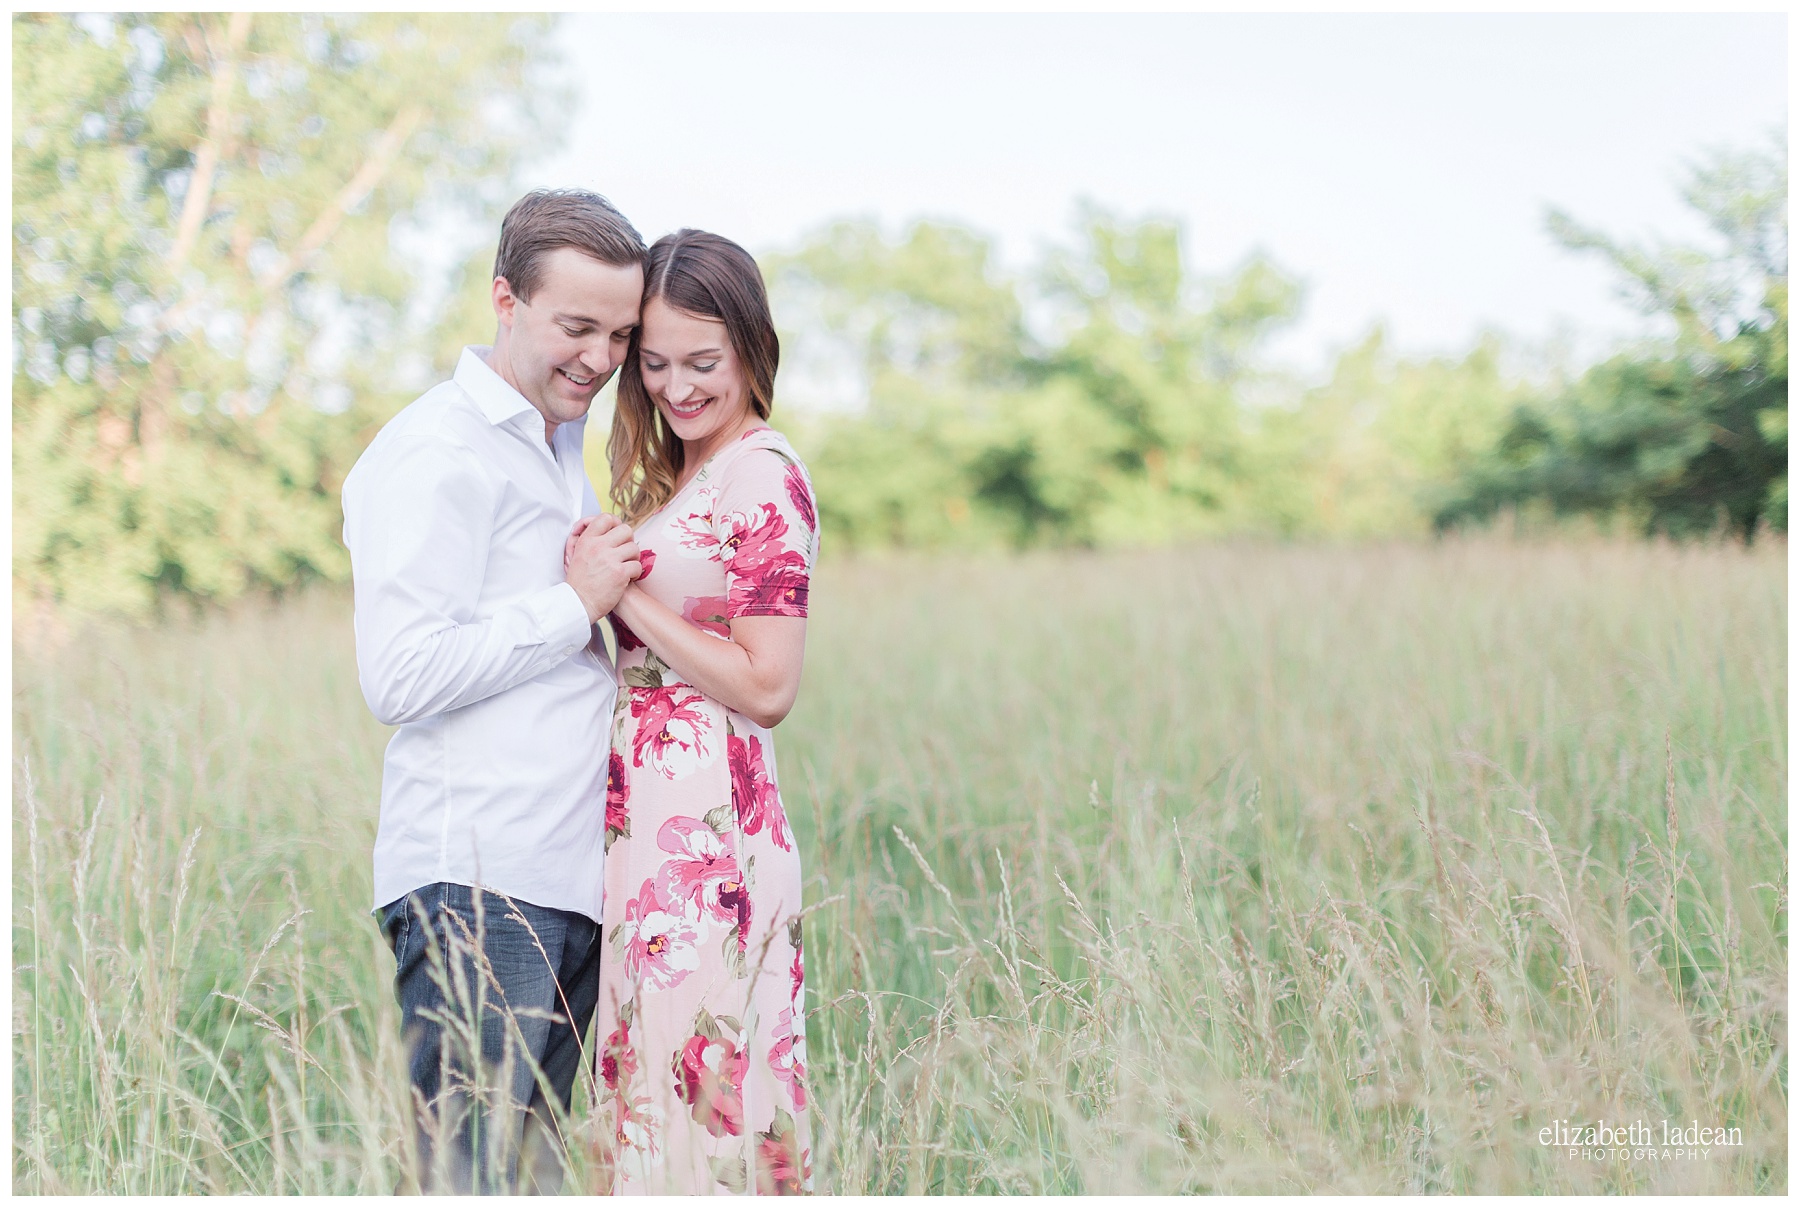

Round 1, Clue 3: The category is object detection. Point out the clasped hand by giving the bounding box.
[564,514,640,622]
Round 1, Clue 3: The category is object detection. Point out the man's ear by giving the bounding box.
[491,275,519,329]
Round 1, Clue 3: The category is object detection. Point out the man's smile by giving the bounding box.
[558,367,597,389]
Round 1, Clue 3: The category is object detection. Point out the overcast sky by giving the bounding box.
[528,13,1785,377]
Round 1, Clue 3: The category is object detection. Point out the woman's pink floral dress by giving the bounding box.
[596,426,817,1194]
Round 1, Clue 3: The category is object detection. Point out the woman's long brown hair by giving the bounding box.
[609,230,780,525]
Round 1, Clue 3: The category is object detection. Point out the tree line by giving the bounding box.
[770,143,1785,553]
[12,13,1786,618]
[14,13,558,615]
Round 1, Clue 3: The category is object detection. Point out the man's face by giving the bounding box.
[491,246,644,436]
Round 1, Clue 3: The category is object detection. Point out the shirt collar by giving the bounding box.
[455,345,590,455]
[455,346,539,427]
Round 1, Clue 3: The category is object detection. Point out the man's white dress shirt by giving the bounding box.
[342,347,613,921]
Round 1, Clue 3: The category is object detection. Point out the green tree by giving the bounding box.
[1248,328,1528,538]
[771,208,1303,550]
[769,219,1033,549]
[1438,138,1787,540]
[1021,207,1300,543]
[13,13,561,615]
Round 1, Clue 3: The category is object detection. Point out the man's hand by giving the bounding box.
[565,514,640,622]
[564,513,603,572]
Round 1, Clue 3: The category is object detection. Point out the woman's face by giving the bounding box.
[637,296,755,447]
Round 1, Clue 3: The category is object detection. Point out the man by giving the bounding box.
[341,189,645,1193]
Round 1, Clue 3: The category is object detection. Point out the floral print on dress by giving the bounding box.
[653,816,741,934]
[600,1000,638,1092]
[669,481,723,559]
[616,875,702,991]
[616,1093,663,1176]
[784,463,816,534]
[681,593,732,639]
[730,729,792,851]
[610,614,646,652]
[789,916,805,1004]
[673,1009,748,1139]
[721,503,811,619]
[596,427,815,1194]
[629,685,718,780]
[756,1107,810,1196]
[769,1006,808,1112]
[605,751,631,850]
[728,553,809,618]
[719,503,789,568]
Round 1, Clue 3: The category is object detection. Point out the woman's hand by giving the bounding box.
[611,583,807,729]
[564,515,601,572]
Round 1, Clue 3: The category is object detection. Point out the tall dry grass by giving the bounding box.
[13,537,1787,1192]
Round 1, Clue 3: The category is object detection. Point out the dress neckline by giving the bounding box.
[662,425,777,515]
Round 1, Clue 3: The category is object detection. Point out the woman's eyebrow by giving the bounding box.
[641,346,723,358]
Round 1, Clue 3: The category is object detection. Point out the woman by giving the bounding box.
[587,230,816,1194]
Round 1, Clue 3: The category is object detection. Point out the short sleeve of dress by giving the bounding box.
[712,443,818,620]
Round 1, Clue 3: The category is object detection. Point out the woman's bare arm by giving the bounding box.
[610,583,806,728]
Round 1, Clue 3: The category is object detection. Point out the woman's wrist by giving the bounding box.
[612,581,639,620]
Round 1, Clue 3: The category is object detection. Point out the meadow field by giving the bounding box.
[12,536,1787,1193]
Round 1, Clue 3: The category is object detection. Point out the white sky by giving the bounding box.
[529,13,1785,378]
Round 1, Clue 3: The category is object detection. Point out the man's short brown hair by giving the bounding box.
[493,189,647,303]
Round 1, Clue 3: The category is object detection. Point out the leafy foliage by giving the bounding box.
[772,209,1309,549]
[1437,140,1787,540]
[1247,330,1527,538]
[18,17,1781,620]
[774,149,1787,555]
[12,13,559,614]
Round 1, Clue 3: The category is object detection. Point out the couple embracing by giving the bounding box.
[341,190,816,1194]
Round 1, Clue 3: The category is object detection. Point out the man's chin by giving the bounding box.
[550,382,598,413]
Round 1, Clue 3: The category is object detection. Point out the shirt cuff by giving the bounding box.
[524,582,595,659]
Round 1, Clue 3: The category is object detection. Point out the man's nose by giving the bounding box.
[578,340,615,378]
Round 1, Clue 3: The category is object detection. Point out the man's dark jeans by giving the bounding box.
[378,883,601,1194]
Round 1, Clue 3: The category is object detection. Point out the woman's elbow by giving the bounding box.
[741,683,799,729]
[741,702,791,730]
